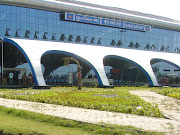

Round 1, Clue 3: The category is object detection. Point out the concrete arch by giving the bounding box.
[41,50,103,85]
[6,38,180,87]
[104,55,153,86]
[3,38,38,85]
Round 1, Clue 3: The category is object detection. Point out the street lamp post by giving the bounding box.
[0,37,4,86]
[62,57,82,90]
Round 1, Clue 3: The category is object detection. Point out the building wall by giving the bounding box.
[0,3,180,86]
[0,4,180,53]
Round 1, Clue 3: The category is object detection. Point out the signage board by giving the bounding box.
[62,12,151,32]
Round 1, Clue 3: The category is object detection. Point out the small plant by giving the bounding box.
[152,87,180,99]
[0,87,164,118]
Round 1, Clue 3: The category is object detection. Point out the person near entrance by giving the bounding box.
[18,72,23,85]
[28,73,33,86]
[22,73,27,87]
[3,72,7,87]
[0,73,1,85]
[9,71,14,85]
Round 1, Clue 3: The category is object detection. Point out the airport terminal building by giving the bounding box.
[0,0,180,87]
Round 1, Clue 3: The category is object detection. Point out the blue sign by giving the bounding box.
[145,25,151,32]
[75,14,101,24]
[63,12,151,32]
[124,22,145,31]
[66,13,74,21]
[101,19,124,28]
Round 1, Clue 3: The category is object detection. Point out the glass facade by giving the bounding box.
[0,4,180,53]
[0,4,180,86]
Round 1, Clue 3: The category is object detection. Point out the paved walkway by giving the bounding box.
[130,91,180,122]
[0,95,180,135]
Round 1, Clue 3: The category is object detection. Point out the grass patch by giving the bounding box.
[124,86,180,99]
[151,87,180,99]
[0,106,162,135]
[0,87,164,118]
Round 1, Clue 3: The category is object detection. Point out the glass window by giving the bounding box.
[15,22,20,29]
[39,24,44,32]
[30,16,36,24]
[48,12,53,18]
[11,14,17,22]
[11,21,16,29]
[39,18,45,24]
[39,10,44,18]
[44,25,48,32]
[21,7,26,15]
[21,15,26,23]
[6,6,10,13]
[1,5,179,54]
[30,24,36,31]
[26,8,30,16]
[16,7,21,14]
[20,23,26,30]
[35,9,39,17]
[10,6,16,14]
[0,5,7,13]
[35,17,39,24]
[48,26,53,32]
[7,13,11,21]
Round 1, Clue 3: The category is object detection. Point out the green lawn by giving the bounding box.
[0,106,162,135]
[0,86,178,135]
[151,87,180,99]
[0,111,88,135]
[0,87,164,118]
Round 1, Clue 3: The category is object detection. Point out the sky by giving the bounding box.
[78,0,180,22]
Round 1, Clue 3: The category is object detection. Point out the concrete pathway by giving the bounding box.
[0,96,180,135]
[130,90,180,122]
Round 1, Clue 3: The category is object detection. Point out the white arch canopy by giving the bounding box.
[4,38,180,86]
